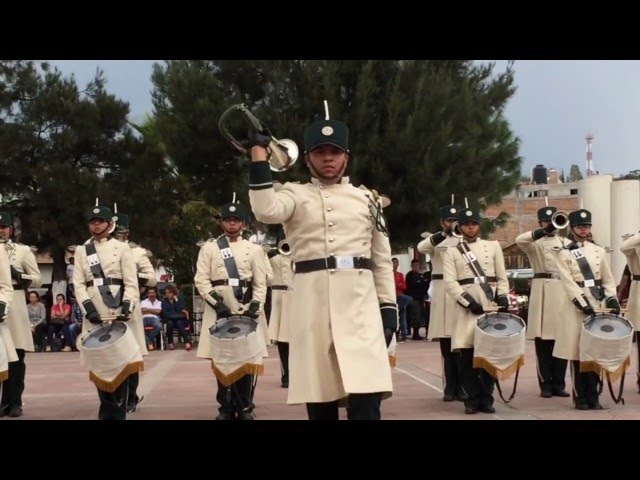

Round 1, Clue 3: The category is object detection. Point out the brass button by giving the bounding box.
[327,207,332,212]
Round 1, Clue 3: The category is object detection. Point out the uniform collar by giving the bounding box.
[92,237,110,244]
[310,176,350,186]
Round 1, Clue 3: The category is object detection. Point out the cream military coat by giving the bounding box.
[551,241,617,361]
[194,236,268,360]
[417,234,460,340]
[3,241,41,351]
[267,253,293,343]
[0,247,17,378]
[128,242,157,356]
[621,233,640,331]
[443,239,509,350]
[249,177,395,404]
[73,238,144,354]
[516,232,572,340]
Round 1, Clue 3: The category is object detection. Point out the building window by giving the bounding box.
[570,189,578,195]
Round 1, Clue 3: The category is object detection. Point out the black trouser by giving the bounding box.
[459,348,495,409]
[635,333,640,389]
[216,374,256,415]
[277,342,289,382]
[1,349,26,411]
[32,323,47,351]
[306,392,383,420]
[166,319,191,344]
[126,372,140,408]
[534,338,568,393]
[97,380,129,420]
[440,338,463,397]
[571,361,600,408]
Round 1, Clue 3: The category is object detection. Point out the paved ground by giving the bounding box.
[5,334,640,420]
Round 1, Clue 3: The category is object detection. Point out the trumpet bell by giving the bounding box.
[277,239,292,256]
[269,138,299,172]
[551,211,569,230]
[451,222,463,238]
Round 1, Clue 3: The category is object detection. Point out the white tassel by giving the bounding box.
[545,197,548,207]
[95,197,99,207]
[324,100,330,120]
[451,194,454,205]
[232,192,236,204]
[114,203,118,214]
[464,197,469,209]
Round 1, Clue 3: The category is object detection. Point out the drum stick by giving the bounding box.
[483,306,501,312]
[593,308,628,314]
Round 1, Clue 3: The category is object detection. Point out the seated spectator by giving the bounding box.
[140,286,163,350]
[161,284,192,351]
[405,259,429,340]
[392,257,412,342]
[69,295,83,351]
[27,291,47,352]
[47,294,72,352]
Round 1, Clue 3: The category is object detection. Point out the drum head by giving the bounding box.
[210,315,257,340]
[477,312,525,336]
[584,313,633,339]
[82,322,128,348]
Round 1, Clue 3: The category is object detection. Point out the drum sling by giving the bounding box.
[457,242,495,303]
[568,245,604,301]
[217,237,252,303]
[85,242,123,309]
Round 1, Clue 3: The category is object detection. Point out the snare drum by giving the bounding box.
[473,312,526,379]
[80,322,143,392]
[209,315,265,386]
[579,313,633,381]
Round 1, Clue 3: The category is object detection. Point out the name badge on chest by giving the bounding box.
[570,249,584,260]
[463,251,477,263]
[87,253,101,266]
[220,248,233,259]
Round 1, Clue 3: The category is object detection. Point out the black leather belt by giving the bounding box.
[633,275,640,281]
[533,273,559,279]
[458,276,497,285]
[271,285,289,291]
[431,274,443,280]
[295,256,373,274]
[211,279,252,288]
[577,279,602,287]
[85,278,124,288]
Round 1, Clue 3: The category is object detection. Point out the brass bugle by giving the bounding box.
[277,239,291,256]
[450,222,463,238]
[218,104,299,172]
[551,210,569,230]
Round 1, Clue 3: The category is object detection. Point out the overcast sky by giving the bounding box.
[51,60,639,178]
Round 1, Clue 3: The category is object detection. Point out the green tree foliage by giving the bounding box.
[150,60,522,249]
[569,164,583,182]
[0,61,184,281]
[165,201,221,285]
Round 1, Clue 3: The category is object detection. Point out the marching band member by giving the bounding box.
[417,203,466,402]
[74,205,142,420]
[443,206,509,414]
[551,209,619,410]
[114,211,157,413]
[194,201,267,420]
[620,231,640,392]
[0,247,15,396]
[248,113,396,420]
[516,207,571,398]
[0,211,42,418]
[267,225,292,388]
